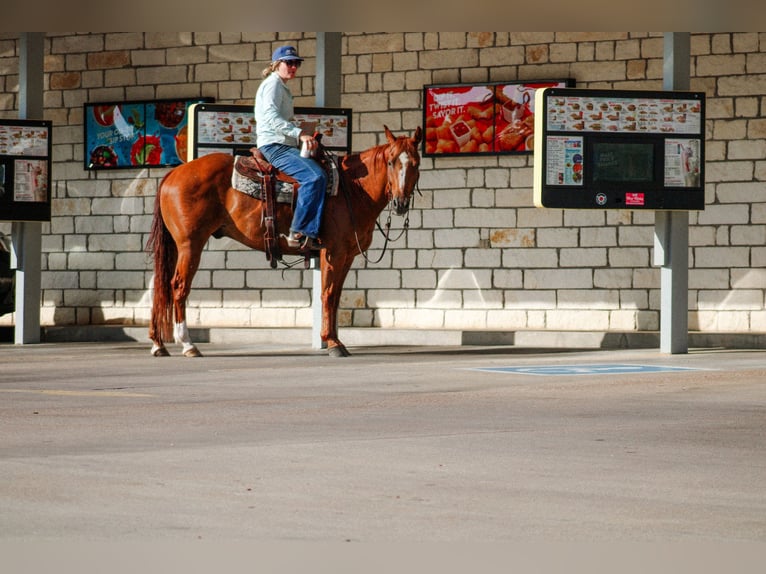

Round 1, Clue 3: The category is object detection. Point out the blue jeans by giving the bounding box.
[259,143,327,239]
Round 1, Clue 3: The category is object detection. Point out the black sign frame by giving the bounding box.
[0,119,53,222]
[83,97,213,171]
[534,87,706,211]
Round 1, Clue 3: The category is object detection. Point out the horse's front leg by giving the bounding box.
[321,253,352,357]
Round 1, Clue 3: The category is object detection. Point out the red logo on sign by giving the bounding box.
[625,192,645,206]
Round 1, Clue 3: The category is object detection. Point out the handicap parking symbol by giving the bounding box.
[470,364,705,377]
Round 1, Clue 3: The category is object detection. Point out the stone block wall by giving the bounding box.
[0,32,765,335]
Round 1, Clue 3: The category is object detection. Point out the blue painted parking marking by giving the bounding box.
[470,364,707,377]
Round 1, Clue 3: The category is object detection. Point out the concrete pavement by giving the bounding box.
[1,338,765,544]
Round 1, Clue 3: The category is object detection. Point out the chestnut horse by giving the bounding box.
[146,125,422,357]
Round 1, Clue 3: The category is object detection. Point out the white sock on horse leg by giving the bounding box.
[173,321,196,354]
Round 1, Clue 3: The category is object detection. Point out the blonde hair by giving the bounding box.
[261,61,280,78]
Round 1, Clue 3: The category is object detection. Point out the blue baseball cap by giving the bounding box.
[272,45,304,63]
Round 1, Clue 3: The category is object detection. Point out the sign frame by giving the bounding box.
[83,97,213,171]
[0,118,53,222]
[534,87,705,211]
[422,79,574,157]
[188,103,353,161]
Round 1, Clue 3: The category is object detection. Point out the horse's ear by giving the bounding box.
[384,125,396,144]
[412,126,423,145]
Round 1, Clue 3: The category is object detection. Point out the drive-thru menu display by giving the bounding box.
[534,88,705,210]
[188,103,353,159]
[0,119,52,222]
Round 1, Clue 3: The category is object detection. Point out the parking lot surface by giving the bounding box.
[1,340,765,544]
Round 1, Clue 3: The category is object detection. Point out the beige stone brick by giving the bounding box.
[526,45,549,64]
[719,74,766,96]
[480,45,525,67]
[468,33,495,49]
[550,43,577,63]
[166,46,207,66]
[52,34,104,54]
[503,247,557,269]
[209,44,254,63]
[697,54,746,76]
[88,51,130,70]
[105,33,144,51]
[729,140,766,160]
[347,34,404,55]
[50,72,80,90]
[134,66,187,85]
[512,33,555,45]
[547,309,609,330]
[420,49,478,70]
[145,33,192,49]
[104,69,136,87]
[558,289,619,309]
[131,50,166,67]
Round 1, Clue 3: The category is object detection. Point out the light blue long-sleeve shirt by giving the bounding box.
[254,72,302,148]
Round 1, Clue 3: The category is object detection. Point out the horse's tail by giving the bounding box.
[146,173,176,345]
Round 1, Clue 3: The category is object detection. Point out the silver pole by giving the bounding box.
[311,33,342,350]
[12,32,45,345]
[655,32,691,354]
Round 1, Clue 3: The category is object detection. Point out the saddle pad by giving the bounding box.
[232,157,295,203]
[231,154,340,201]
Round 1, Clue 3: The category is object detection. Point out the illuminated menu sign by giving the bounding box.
[0,119,52,222]
[189,103,352,160]
[534,88,705,211]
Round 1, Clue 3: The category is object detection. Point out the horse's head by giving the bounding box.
[384,125,422,216]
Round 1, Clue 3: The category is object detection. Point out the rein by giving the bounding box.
[277,143,416,269]
[344,148,416,265]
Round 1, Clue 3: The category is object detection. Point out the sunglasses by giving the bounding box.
[282,60,302,68]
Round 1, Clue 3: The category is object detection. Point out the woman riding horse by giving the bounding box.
[147,125,422,357]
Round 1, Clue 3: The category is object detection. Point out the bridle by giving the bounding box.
[349,140,420,264]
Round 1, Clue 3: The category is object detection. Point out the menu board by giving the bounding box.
[83,97,213,170]
[294,109,350,150]
[0,125,50,156]
[545,94,703,135]
[0,119,52,222]
[195,108,256,149]
[189,103,353,159]
[534,88,706,211]
[423,80,573,156]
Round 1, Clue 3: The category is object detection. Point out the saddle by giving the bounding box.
[231,142,339,268]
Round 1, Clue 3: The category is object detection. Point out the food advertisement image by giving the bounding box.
[424,80,570,156]
[85,100,202,170]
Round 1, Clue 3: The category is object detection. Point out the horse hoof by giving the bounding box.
[183,346,203,358]
[152,346,170,357]
[328,345,351,358]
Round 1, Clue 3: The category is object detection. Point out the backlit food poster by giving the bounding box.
[423,79,573,156]
[84,98,212,170]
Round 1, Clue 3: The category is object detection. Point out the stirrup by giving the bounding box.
[281,231,323,250]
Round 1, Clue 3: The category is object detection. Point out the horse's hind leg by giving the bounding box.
[172,241,204,357]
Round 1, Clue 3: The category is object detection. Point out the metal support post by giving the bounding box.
[655,32,691,354]
[311,33,342,350]
[13,32,45,344]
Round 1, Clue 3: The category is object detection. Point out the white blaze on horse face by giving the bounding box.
[173,321,196,354]
[398,151,409,191]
